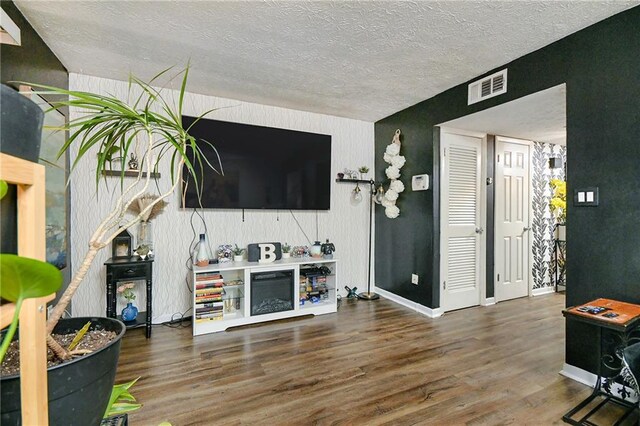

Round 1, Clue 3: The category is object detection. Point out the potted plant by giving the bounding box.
[232,244,245,262]
[1,66,219,424]
[358,166,370,180]
[281,243,291,259]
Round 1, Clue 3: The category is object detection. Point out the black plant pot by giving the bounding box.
[0,84,44,163]
[1,317,126,426]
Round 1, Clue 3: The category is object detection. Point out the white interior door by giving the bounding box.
[441,132,483,312]
[495,137,531,302]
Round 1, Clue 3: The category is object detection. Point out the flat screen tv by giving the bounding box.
[182,116,331,210]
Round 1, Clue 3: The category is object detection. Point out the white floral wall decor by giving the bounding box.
[381,129,405,219]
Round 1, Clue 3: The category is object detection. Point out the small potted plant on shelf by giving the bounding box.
[282,243,291,259]
[358,166,370,180]
[232,244,245,262]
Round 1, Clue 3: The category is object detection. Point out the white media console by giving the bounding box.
[192,257,338,336]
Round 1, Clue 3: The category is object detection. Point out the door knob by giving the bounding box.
[475,227,484,234]
[523,226,531,231]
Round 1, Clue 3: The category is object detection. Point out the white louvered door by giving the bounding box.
[495,137,530,302]
[441,133,483,312]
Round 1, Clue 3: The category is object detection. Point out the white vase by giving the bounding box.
[555,224,566,241]
[282,252,290,259]
[194,234,210,266]
[310,241,322,258]
[233,254,244,262]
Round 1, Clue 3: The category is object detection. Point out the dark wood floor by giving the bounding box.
[115,293,606,425]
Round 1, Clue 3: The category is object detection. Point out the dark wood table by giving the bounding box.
[104,257,153,338]
[562,298,640,424]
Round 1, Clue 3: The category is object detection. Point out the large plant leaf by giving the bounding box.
[67,321,91,351]
[104,377,141,418]
[0,255,63,363]
[0,180,7,199]
[0,254,63,302]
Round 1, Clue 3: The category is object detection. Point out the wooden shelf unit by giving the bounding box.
[192,258,338,336]
[0,153,54,425]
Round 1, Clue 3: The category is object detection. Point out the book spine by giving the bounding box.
[196,306,223,313]
[196,274,223,281]
[195,282,224,289]
[196,313,223,319]
[195,288,224,295]
[195,297,223,303]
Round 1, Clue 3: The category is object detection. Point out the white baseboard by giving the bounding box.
[375,287,443,318]
[560,363,597,387]
[482,297,496,306]
[532,287,555,296]
[561,363,638,402]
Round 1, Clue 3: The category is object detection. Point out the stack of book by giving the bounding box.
[195,273,224,322]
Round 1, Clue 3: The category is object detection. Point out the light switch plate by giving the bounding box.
[574,187,599,207]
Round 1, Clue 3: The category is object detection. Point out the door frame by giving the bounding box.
[439,127,488,311]
[493,136,534,301]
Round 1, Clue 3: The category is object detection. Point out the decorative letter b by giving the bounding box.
[258,243,276,263]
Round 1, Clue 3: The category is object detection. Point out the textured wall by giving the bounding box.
[531,142,566,290]
[69,73,373,322]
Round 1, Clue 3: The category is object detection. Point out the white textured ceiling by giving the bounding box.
[442,84,567,145]
[14,1,637,122]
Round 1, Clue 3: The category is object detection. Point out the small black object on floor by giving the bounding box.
[101,413,128,426]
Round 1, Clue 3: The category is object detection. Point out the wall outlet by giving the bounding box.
[411,274,419,285]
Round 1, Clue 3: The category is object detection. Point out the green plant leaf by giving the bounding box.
[0,255,63,362]
[0,180,8,199]
[104,377,141,418]
[106,402,142,415]
[0,254,63,302]
[68,321,91,351]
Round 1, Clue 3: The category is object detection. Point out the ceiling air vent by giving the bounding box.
[468,69,507,105]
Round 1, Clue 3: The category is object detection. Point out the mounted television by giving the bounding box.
[182,116,331,210]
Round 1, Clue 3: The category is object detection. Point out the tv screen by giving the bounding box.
[182,116,331,210]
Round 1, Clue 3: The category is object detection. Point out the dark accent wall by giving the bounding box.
[374,6,640,373]
[375,106,434,306]
[1,1,70,299]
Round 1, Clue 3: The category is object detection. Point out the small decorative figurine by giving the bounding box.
[321,239,335,259]
[133,244,153,260]
[343,168,358,180]
[345,286,358,299]
[128,153,139,170]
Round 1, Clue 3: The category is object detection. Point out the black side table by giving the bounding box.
[562,299,640,424]
[105,257,153,338]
